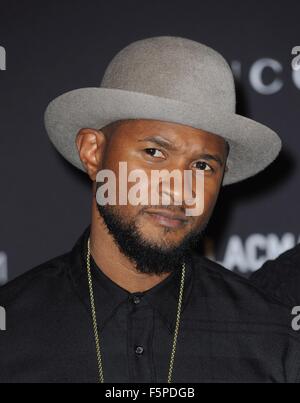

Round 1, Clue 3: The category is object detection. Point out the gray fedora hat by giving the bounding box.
[44,36,281,185]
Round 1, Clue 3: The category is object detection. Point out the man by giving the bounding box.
[251,244,300,307]
[0,36,299,383]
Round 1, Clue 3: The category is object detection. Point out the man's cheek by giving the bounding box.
[203,185,219,211]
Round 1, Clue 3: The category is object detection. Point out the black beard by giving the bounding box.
[96,203,204,275]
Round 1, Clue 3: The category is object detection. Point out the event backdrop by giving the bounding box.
[0,0,299,284]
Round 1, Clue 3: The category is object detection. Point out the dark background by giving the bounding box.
[0,0,299,284]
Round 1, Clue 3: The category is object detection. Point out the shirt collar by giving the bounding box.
[68,226,194,334]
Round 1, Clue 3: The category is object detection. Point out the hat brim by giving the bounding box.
[44,87,281,185]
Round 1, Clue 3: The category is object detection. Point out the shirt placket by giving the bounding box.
[127,293,155,382]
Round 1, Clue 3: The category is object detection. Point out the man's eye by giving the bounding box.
[194,161,212,171]
[144,148,164,158]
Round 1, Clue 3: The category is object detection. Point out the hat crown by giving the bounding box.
[101,36,236,113]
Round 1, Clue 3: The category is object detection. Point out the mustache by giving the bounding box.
[140,204,185,214]
[139,205,195,225]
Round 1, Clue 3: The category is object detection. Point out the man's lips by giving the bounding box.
[143,208,188,228]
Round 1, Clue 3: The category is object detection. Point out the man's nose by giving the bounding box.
[159,167,195,206]
[160,177,183,205]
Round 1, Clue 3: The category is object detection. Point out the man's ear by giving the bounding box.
[75,128,107,181]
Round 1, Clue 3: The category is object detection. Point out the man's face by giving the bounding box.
[94,119,228,273]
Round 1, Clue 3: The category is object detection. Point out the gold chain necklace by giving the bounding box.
[86,237,186,383]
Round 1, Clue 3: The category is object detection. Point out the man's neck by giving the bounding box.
[89,200,171,293]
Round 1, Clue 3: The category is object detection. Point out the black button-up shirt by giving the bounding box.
[1,226,300,383]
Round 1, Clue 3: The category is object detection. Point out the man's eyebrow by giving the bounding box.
[138,135,224,167]
[138,135,177,150]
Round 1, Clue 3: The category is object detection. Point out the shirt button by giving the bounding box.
[135,346,144,355]
[133,296,141,305]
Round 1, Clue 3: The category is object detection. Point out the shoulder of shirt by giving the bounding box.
[0,251,72,305]
[191,252,294,310]
[253,243,300,275]
[250,244,300,307]
[191,251,253,284]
